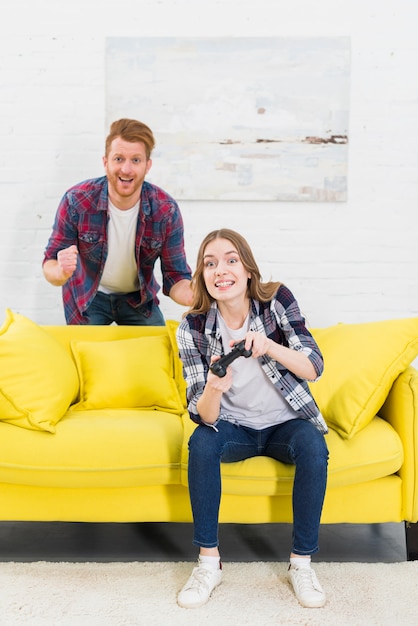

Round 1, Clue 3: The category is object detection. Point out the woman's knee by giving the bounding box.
[293,425,329,464]
[189,425,221,457]
[307,435,328,468]
[309,429,328,456]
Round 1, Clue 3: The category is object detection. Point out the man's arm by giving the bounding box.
[169,279,193,307]
[43,245,79,286]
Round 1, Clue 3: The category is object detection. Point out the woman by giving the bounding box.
[176,229,329,609]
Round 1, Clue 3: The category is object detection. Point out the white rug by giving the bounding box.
[0,561,417,626]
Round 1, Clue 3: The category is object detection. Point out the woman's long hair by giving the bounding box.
[186,229,282,316]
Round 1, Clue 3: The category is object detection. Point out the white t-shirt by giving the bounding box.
[99,200,139,294]
[218,313,299,430]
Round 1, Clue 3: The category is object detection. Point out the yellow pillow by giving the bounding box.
[70,335,183,412]
[0,309,79,433]
[310,317,418,439]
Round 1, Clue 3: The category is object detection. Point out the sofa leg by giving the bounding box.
[405,522,418,560]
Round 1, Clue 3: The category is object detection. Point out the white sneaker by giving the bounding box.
[288,564,326,608]
[178,561,222,609]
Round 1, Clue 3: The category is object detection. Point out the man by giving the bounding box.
[43,118,193,325]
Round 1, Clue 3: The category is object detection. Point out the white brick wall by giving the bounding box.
[1,0,417,328]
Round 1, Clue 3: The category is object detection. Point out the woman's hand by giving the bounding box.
[207,356,234,392]
[195,355,232,424]
[242,331,272,358]
[243,331,317,381]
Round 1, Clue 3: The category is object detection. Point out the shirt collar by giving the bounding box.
[205,298,260,340]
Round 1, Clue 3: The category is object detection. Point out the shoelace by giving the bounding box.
[185,567,214,592]
[293,567,322,594]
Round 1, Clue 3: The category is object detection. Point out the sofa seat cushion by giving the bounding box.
[0,409,185,488]
[216,417,403,496]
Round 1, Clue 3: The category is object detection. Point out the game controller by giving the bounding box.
[209,339,252,377]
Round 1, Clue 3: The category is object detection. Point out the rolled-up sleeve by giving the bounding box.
[271,286,324,381]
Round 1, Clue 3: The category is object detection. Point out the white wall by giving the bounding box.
[0,0,417,328]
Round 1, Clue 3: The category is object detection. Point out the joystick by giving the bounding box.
[209,340,252,377]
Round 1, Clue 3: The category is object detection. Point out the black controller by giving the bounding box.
[209,340,252,378]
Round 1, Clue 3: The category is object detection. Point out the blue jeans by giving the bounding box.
[84,291,165,326]
[188,418,329,555]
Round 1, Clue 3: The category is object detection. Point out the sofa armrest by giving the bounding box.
[379,366,418,522]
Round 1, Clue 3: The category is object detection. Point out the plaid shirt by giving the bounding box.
[43,176,192,324]
[176,285,328,434]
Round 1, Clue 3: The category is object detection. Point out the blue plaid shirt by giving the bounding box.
[176,285,328,433]
[43,176,192,324]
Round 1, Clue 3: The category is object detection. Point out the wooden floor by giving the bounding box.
[0,521,407,563]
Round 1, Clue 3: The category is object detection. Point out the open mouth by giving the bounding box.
[119,177,134,183]
[215,281,234,288]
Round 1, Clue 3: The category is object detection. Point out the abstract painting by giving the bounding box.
[106,37,350,201]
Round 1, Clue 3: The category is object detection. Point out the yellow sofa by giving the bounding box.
[0,309,417,559]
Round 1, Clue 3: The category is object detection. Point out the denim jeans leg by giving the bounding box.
[187,421,256,548]
[84,292,114,324]
[288,421,328,555]
[265,419,329,555]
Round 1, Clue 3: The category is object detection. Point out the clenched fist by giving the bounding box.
[57,245,79,279]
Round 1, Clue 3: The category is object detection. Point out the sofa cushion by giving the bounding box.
[180,414,403,496]
[220,417,403,496]
[309,317,418,439]
[0,408,184,488]
[70,335,183,413]
[0,309,79,433]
